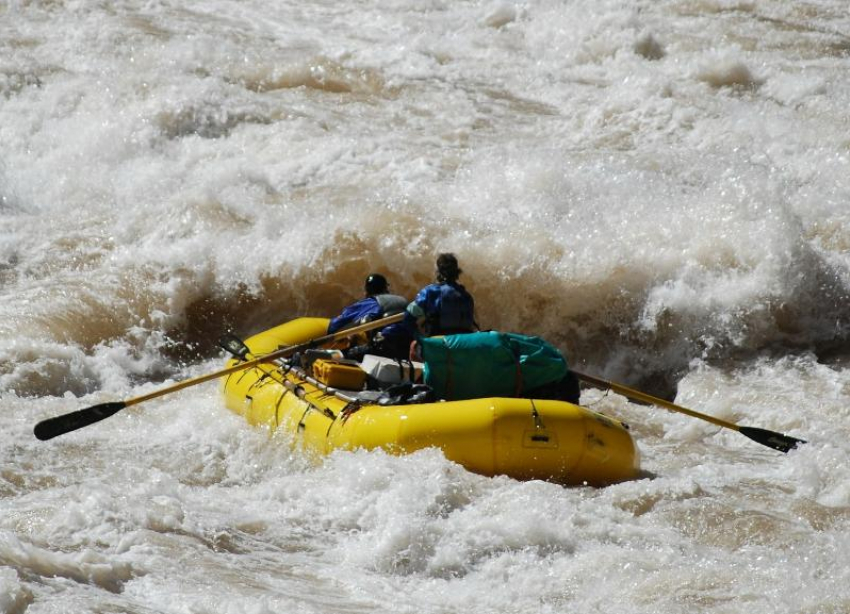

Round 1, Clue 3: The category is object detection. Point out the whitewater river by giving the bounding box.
[2,1,849,612]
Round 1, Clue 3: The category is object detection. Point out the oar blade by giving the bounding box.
[33,402,127,441]
[738,426,806,453]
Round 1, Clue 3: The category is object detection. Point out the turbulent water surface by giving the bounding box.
[2,1,850,612]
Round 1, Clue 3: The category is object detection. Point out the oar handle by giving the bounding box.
[258,311,405,365]
[33,312,407,441]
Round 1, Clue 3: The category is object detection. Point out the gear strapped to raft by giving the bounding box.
[418,331,568,401]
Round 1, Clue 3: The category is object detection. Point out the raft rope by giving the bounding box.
[445,340,454,401]
[530,399,545,430]
[515,360,524,397]
[584,388,611,408]
[339,401,362,423]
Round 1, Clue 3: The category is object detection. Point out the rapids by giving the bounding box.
[2,1,849,612]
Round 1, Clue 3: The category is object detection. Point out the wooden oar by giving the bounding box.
[33,313,405,441]
[573,370,805,453]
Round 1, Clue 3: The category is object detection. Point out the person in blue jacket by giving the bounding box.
[329,274,413,360]
[406,253,477,337]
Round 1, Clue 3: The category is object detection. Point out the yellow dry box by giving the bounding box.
[312,359,367,390]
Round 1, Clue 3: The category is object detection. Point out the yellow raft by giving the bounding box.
[222,318,640,486]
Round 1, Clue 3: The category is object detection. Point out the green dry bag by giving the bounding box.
[420,331,567,401]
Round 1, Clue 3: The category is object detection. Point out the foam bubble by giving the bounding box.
[696,56,763,90]
[0,566,32,614]
[0,531,134,593]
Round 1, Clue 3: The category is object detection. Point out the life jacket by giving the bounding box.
[432,283,475,335]
[374,294,408,317]
[370,294,414,346]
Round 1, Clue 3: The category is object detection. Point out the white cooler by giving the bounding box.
[360,354,424,386]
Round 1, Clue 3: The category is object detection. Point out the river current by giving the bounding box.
[2,1,849,613]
